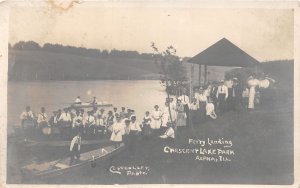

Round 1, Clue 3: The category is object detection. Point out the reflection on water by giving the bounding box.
[8,80,166,134]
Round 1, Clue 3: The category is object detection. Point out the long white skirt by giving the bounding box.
[150,119,161,129]
[161,114,169,128]
[248,86,256,109]
[110,131,122,142]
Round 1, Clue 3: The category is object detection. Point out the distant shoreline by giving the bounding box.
[8,79,162,83]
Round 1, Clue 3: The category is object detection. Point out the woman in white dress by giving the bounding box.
[110,114,125,148]
[176,99,186,129]
[142,111,152,137]
[150,105,162,135]
[247,76,260,110]
[259,74,276,106]
[161,102,170,133]
[206,98,217,119]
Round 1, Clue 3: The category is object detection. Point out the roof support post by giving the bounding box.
[199,64,202,86]
[204,65,207,84]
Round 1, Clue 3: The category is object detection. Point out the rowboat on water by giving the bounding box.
[70,103,113,109]
[21,143,125,180]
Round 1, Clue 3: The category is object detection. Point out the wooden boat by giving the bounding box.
[21,143,125,180]
[19,138,111,147]
[70,103,113,109]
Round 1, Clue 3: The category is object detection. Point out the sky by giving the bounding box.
[9,4,294,61]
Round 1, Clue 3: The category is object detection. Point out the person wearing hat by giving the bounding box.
[106,110,114,133]
[178,88,190,127]
[176,98,186,129]
[37,107,50,136]
[120,107,126,119]
[150,105,162,135]
[59,108,72,140]
[259,73,276,106]
[72,110,83,136]
[204,84,212,98]
[225,78,233,88]
[195,87,208,123]
[129,110,136,119]
[113,107,118,117]
[110,113,125,148]
[142,111,152,138]
[93,107,101,135]
[233,77,244,111]
[79,109,87,136]
[189,98,199,125]
[210,82,218,110]
[242,85,250,110]
[227,77,239,111]
[247,75,260,110]
[125,108,132,119]
[49,110,58,127]
[69,131,82,165]
[20,106,34,131]
[123,118,131,146]
[216,80,228,114]
[37,107,48,128]
[159,120,175,139]
[129,115,141,133]
[86,110,96,138]
[161,101,176,134]
[91,96,98,105]
[129,115,141,153]
[206,97,217,120]
[95,108,107,136]
[74,96,82,105]
[169,97,177,111]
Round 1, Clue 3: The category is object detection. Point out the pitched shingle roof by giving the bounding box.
[188,38,260,67]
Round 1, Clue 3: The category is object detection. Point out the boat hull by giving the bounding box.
[21,143,125,181]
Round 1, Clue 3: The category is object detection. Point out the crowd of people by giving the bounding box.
[19,73,275,163]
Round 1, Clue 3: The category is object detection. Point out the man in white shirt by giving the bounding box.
[86,111,96,137]
[178,89,190,127]
[73,110,83,135]
[49,111,58,127]
[129,115,142,133]
[95,108,107,135]
[69,132,82,165]
[227,78,238,111]
[37,107,49,130]
[216,80,228,114]
[59,108,72,139]
[74,96,82,104]
[196,87,208,123]
[59,108,72,122]
[189,98,198,125]
[20,106,34,129]
[91,97,98,105]
[160,122,175,139]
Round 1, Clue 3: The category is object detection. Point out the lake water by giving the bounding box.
[8,80,167,134]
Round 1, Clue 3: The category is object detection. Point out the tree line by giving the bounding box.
[9,41,161,59]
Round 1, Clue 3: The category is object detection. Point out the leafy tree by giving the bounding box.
[151,42,187,126]
[151,43,187,95]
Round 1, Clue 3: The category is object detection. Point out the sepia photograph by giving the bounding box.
[0,0,298,186]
